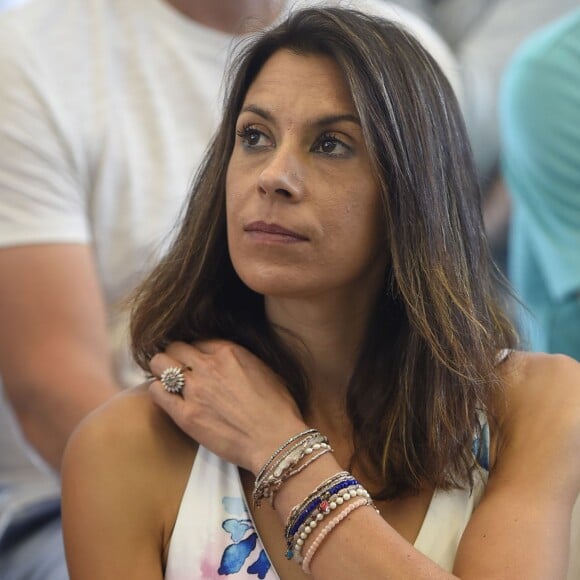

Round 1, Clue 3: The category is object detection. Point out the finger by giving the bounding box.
[164,341,209,367]
[193,340,252,370]
[148,352,193,406]
[149,351,187,379]
[148,378,189,422]
[193,338,237,355]
[149,352,195,401]
[148,366,209,444]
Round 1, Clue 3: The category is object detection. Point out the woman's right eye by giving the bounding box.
[236,125,271,149]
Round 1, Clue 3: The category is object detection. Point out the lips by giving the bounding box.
[244,221,309,241]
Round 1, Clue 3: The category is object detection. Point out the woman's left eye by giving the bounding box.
[312,134,352,157]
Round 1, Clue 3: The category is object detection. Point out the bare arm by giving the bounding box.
[0,19,124,470]
[0,244,120,470]
[454,353,580,578]
[61,387,195,580]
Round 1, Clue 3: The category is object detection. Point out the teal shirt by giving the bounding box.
[500,9,580,359]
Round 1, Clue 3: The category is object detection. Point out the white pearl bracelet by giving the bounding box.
[290,484,371,563]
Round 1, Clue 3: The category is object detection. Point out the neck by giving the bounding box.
[265,287,381,422]
[164,0,283,34]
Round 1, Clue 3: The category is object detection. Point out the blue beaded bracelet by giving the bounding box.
[286,477,358,540]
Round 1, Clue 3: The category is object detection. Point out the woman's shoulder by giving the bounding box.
[62,384,198,554]
[493,351,580,496]
[68,383,198,464]
[498,350,580,415]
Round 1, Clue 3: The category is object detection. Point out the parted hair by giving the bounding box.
[130,7,517,498]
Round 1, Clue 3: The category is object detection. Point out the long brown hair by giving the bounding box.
[130,7,517,498]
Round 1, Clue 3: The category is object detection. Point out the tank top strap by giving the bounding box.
[495,348,512,365]
[472,410,490,471]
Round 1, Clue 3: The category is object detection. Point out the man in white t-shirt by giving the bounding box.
[0,1,458,577]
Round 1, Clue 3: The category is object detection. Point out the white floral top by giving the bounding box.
[164,442,488,579]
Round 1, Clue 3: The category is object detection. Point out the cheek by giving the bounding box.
[329,193,384,260]
[225,184,241,259]
[225,163,236,210]
[325,193,376,236]
[225,167,245,228]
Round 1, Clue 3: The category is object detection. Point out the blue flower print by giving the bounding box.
[247,549,271,578]
[223,518,254,543]
[217,496,272,578]
[472,420,490,471]
[218,532,257,574]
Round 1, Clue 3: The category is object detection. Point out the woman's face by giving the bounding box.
[226,49,386,301]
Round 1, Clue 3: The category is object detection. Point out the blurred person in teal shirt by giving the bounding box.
[500,8,580,360]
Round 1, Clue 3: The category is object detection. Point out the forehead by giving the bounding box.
[242,49,356,117]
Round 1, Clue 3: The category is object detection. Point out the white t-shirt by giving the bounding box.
[0,0,459,500]
[0,0,234,497]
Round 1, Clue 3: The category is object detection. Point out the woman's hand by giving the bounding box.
[149,340,308,474]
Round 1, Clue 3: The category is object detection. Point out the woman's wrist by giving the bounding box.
[271,451,345,521]
[248,421,310,477]
[251,429,382,573]
[268,451,379,572]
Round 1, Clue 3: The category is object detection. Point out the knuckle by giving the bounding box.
[216,342,234,354]
[203,357,220,374]
[216,342,240,361]
[149,352,166,372]
[182,405,200,424]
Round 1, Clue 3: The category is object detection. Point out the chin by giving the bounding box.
[235,264,308,298]
[240,276,301,298]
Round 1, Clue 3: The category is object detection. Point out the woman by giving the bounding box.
[62,7,580,579]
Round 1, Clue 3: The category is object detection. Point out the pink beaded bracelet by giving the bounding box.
[301,497,371,574]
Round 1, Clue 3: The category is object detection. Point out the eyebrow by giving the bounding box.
[240,104,360,128]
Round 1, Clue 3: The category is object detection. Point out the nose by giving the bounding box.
[257,146,305,202]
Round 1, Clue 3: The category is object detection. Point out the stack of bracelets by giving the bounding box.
[252,429,378,574]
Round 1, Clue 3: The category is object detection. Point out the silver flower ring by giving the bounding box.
[160,366,186,395]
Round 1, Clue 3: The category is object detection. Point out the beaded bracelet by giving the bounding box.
[287,484,370,562]
[285,470,351,530]
[262,446,333,511]
[253,433,330,507]
[284,446,333,483]
[302,497,372,574]
[259,440,332,507]
[284,473,357,542]
[285,482,366,557]
[253,429,320,506]
[255,428,318,485]
[287,484,360,560]
[284,471,347,536]
[271,434,329,480]
[284,471,354,537]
